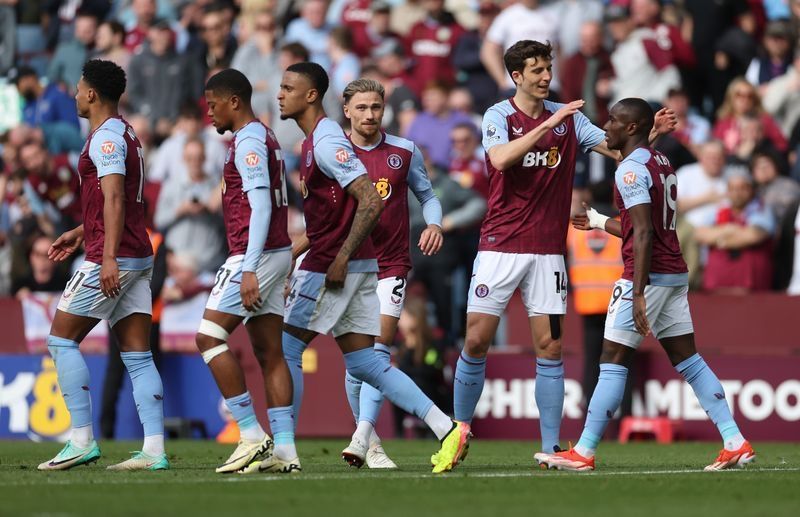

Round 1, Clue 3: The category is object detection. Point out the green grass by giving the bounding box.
[1,440,798,516]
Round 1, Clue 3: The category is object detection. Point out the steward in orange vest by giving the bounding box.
[567,225,624,315]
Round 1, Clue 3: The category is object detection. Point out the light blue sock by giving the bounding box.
[536,357,565,453]
[282,332,307,429]
[357,343,389,425]
[575,363,628,457]
[453,350,486,424]
[224,391,258,433]
[676,354,740,441]
[120,350,164,437]
[344,347,433,420]
[47,335,92,429]
[344,371,362,423]
[267,406,294,443]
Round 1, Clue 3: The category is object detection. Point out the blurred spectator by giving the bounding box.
[371,38,416,92]
[392,295,449,438]
[0,0,16,75]
[265,43,310,174]
[481,0,560,96]
[390,0,426,37]
[746,20,794,87]
[729,113,785,165]
[162,252,216,304]
[361,64,419,137]
[128,20,202,136]
[95,20,132,73]
[448,123,489,200]
[406,81,474,170]
[47,10,98,94]
[630,0,696,71]
[792,0,800,41]
[124,0,159,53]
[713,9,759,106]
[695,171,775,294]
[13,66,79,131]
[344,1,399,59]
[448,87,481,129]
[662,87,711,156]
[409,149,486,338]
[196,2,238,76]
[285,0,332,69]
[149,103,226,185]
[786,203,800,294]
[404,0,465,95]
[607,4,681,105]
[751,151,800,224]
[328,26,361,99]
[12,234,70,296]
[713,77,788,155]
[154,137,225,273]
[451,1,500,114]
[231,10,280,117]
[552,0,604,60]
[762,49,800,138]
[14,1,48,75]
[560,20,613,125]
[19,141,81,232]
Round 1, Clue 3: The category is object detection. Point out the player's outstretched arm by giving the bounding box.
[48,224,85,262]
[326,175,384,289]
[100,174,125,298]
[629,203,653,337]
[649,108,678,144]
[573,202,622,237]
[487,100,586,171]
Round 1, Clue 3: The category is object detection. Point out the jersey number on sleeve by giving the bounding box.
[659,173,677,231]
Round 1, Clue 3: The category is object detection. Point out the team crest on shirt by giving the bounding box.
[553,123,567,136]
[374,178,392,200]
[335,148,350,164]
[623,172,637,185]
[387,154,403,170]
[245,152,259,166]
[305,150,313,167]
[101,141,115,154]
[475,284,490,298]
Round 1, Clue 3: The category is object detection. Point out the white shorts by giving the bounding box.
[284,270,381,337]
[205,250,291,319]
[376,276,407,318]
[57,261,152,327]
[467,251,567,317]
[604,279,694,348]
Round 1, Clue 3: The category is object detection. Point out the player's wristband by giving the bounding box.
[586,207,610,230]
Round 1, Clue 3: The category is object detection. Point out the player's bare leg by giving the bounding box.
[242,313,301,474]
[530,314,565,454]
[660,335,755,471]
[343,314,399,469]
[38,311,102,471]
[107,313,168,471]
[196,309,271,473]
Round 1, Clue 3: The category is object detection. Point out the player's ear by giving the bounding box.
[511,70,522,86]
[230,95,240,111]
[343,103,351,119]
[306,88,319,104]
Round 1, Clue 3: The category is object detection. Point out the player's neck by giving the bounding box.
[88,106,119,133]
[350,129,381,149]
[231,111,258,133]
[513,92,544,118]
[620,139,649,160]
[296,106,326,136]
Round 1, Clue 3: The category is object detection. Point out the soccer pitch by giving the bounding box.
[1,440,798,516]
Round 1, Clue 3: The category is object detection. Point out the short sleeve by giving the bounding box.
[314,127,367,188]
[573,109,606,152]
[482,106,509,151]
[234,137,270,192]
[89,129,127,177]
[615,163,653,209]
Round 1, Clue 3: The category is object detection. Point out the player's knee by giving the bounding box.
[464,333,491,358]
[535,336,561,359]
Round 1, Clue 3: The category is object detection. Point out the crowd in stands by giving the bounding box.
[3,0,800,349]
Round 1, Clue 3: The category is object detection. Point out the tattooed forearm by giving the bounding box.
[339,175,384,260]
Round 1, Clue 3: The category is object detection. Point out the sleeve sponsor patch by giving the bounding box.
[335,148,350,164]
[245,152,259,166]
[623,171,636,185]
[101,141,116,155]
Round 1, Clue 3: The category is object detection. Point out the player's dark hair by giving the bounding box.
[503,40,553,78]
[82,59,126,103]
[616,97,654,136]
[286,62,329,98]
[205,68,253,104]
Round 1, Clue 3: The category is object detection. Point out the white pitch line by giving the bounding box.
[4,467,799,486]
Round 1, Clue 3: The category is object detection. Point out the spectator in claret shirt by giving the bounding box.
[404,0,465,96]
[630,0,696,71]
[448,123,489,200]
[124,0,158,53]
[18,141,81,233]
[344,0,399,59]
[560,20,613,126]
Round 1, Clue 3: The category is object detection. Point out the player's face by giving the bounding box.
[344,91,384,140]
[603,105,630,151]
[74,78,91,118]
[513,57,552,100]
[278,71,311,121]
[205,89,234,134]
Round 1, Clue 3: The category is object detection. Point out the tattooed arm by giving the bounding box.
[325,175,384,289]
